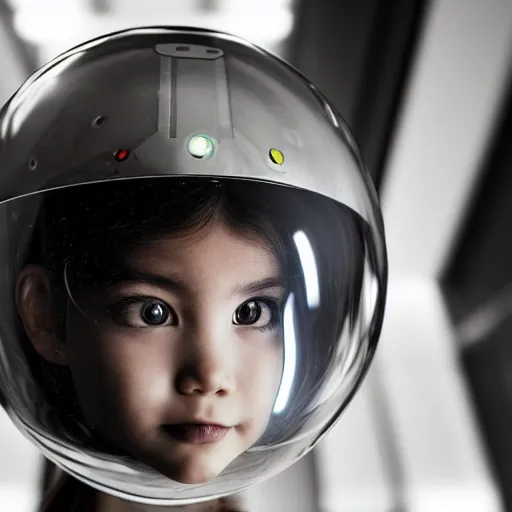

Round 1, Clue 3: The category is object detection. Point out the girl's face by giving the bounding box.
[23,221,285,484]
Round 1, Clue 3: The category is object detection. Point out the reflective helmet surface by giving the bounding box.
[0,27,386,505]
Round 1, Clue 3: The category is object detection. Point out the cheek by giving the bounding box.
[238,333,284,422]
[66,320,175,439]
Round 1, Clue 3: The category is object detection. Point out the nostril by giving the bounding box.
[175,364,234,396]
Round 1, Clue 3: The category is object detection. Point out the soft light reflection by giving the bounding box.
[323,99,340,128]
[366,273,379,327]
[293,230,320,309]
[273,293,296,414]
[7,52,84,137]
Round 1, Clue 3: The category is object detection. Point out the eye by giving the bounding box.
[141,300,170,326]
[232,298,280,330]
[233,300,262,325]
[108,296,175,328]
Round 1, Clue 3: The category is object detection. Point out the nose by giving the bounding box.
[175,329,236,397]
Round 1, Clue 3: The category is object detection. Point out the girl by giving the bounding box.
[15,177,367,511]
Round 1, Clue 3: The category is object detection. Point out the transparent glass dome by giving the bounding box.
[0,27,386,506]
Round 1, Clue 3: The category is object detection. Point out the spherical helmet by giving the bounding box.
[0,27,387,506]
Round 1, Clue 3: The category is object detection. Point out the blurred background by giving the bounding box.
[1,0,512,510]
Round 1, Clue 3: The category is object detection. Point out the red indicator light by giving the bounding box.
[114,149,130,162]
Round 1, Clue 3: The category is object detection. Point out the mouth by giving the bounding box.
[161,423,231,444]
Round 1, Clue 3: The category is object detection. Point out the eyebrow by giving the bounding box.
[108,267,188,293]
[108,267,285,296]
[231,277,285,296]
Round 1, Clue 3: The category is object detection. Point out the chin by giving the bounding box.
[146,452,228,485]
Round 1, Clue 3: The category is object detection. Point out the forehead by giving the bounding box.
[126,222,280,279]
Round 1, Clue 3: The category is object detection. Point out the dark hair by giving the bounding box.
[24,175,366,453]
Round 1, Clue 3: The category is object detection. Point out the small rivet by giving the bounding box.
[91,115,107,129]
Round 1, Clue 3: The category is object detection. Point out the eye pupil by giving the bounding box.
[141,301,169,325]
[235,301,262,325]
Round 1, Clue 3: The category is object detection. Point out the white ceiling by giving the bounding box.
[8,0,295,64]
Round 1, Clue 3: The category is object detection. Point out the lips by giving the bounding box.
[162,423,230,444]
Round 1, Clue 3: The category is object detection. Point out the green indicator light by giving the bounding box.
[188,135,215,159]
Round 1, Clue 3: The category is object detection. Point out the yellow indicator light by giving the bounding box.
[269,148,284,165]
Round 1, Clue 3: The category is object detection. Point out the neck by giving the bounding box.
[96,492,247,512]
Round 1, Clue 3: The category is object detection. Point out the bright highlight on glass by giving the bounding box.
[293,230,320,309]
[273,294,297,414]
